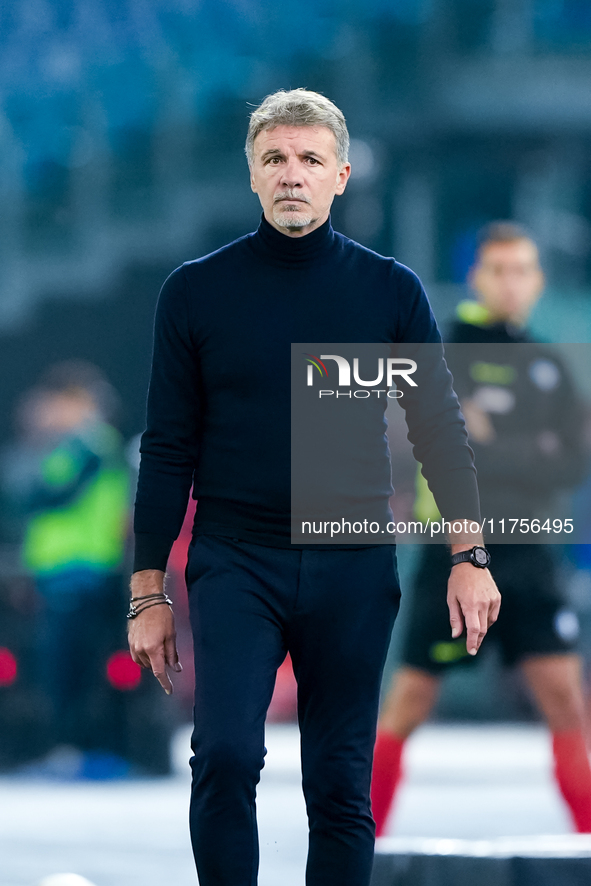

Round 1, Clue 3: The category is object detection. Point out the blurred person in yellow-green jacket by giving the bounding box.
[14,361,129,752]
[371,223,591,836]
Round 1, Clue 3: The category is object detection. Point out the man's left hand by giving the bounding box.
[447,564,501,656]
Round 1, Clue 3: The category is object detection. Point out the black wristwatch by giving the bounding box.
[450,546,491,569]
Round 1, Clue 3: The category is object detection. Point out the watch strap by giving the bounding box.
[450,549,473,566]
[450,546,490,568]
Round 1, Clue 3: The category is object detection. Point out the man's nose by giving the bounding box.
[280,157,303,188]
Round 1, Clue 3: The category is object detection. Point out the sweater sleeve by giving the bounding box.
[393,263,481,522]
[133,266,201,572]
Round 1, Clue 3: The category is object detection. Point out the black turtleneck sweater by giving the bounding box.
[133,215,480,571]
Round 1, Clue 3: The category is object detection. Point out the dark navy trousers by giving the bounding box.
[187,536,401,886]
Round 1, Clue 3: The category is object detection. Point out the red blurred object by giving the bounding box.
[166,496,197,715]
[168,496,197,578]
[106,650,142,691]
[0,648,18,687]
[267,654,298,722]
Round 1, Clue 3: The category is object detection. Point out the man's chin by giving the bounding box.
[274,211,314,230]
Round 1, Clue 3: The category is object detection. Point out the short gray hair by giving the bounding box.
[245,88,349,168]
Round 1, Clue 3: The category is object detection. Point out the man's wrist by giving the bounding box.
[127,588,173,620]
[450,542,483,553]
[450,546,491,569]
[130,569,166,598]
[448,518,484,551]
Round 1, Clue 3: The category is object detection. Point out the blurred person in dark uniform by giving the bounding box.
[371,223,591,835]
[6,362,129,753]
[127,89,499,886]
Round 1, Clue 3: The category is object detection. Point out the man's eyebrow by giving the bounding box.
[259,147,327,161]
[260,148,284,161]
[300,150,325,160]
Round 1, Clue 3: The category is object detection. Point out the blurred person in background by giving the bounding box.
[5,361,130,757]
[127,88,499,886]
[371,222,591,835]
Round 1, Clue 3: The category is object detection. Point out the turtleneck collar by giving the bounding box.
[250,213,335,267]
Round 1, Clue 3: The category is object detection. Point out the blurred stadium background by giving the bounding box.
[1,1,591,883]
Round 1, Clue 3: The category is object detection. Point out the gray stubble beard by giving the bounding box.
[273,207,316,230]
[272,190,316,230]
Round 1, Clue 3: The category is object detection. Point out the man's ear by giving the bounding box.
[335,163,351,196]
[250,167,258,194]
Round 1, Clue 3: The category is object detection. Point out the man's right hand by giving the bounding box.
[128,569,181,695]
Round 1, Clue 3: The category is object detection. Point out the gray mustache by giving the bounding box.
[274,191,311,204]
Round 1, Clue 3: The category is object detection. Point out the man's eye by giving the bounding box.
[267,157,281,164]
[306,157,319,165]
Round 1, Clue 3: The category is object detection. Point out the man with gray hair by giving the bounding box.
[129,88,499,885]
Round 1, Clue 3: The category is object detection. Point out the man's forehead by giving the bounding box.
[253,124,336,154]
[480,239,539,265]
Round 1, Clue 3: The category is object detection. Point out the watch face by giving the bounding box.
[473,547,489,565]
